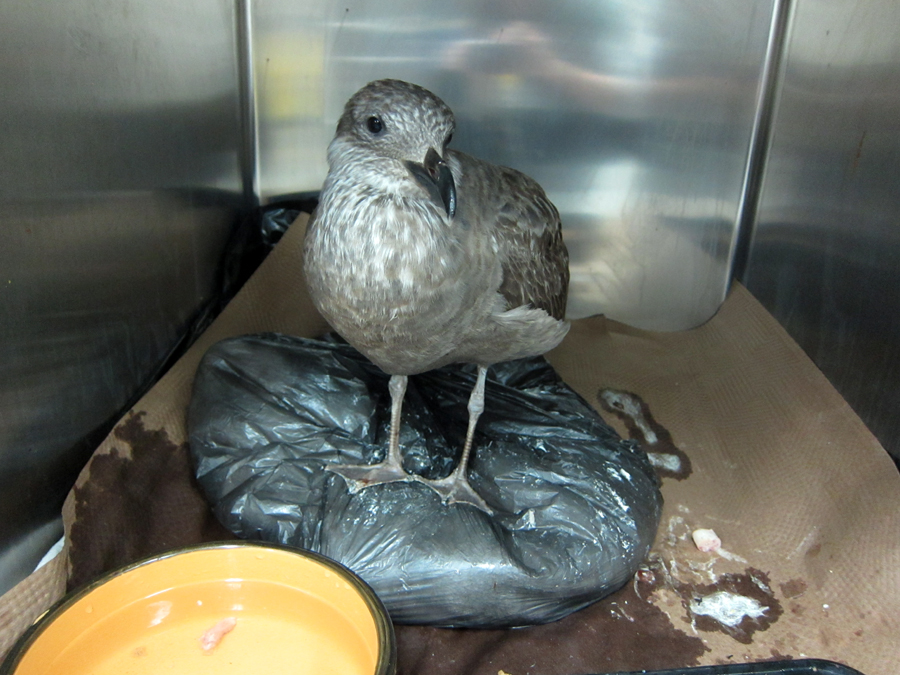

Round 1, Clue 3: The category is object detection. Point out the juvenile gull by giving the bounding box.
[303,79,569,513]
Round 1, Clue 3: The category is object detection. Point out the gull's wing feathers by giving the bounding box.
[452,151,569,320]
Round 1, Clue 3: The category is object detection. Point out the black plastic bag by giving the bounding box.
[188,333,662,627]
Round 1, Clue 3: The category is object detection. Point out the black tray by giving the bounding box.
[598,658,864,675]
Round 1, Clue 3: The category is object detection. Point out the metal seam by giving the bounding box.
[236,0,260,208]
[729,0,794,287]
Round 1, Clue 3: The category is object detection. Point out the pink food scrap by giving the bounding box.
[691,528,722,553]
[200,617,237,653]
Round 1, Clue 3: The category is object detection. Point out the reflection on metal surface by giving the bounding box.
[4,0,896,606]
[0,1,245,592]
[744,0,900,461]
[251,0,777,329]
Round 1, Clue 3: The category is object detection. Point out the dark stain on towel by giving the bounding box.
[640,554,784,646]
[780,578,808,599]
[395,569,708,675]
[67,411,235,590]
[685,568,784,644]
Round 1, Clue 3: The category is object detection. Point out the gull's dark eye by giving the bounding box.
[445,133,453,146]
[366,116,384,134]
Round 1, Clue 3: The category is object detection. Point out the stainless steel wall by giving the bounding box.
[0,1,247,592]
[743,0,900,462]
[250,0,777,330]
[3,0,897,598]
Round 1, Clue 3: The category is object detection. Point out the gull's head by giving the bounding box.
[333,79,456,166]
[330,80,457,217]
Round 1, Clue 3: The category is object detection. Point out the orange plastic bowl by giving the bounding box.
[2,542,395,675]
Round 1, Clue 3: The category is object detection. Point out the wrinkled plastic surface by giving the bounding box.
[188,333,663,627]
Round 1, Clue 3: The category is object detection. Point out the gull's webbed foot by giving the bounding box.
[327,460,413,494]
[422,471,493,515]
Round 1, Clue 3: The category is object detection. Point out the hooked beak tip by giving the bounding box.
[424,147,443,179]
[407,148,457,218]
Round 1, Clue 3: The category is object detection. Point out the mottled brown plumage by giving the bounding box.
[303,79,569,512]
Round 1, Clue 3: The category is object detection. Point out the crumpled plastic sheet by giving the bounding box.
[188,333,663,627]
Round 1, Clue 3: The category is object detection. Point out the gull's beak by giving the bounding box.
[406,147,457,218]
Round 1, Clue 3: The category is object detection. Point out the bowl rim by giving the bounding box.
[0,540,397,675]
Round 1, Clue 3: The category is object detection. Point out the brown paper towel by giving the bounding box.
[1,212,897,674]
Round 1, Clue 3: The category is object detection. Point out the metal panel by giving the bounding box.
[743,0,900,461]
[251,0,777,329]
[0,1,246,592]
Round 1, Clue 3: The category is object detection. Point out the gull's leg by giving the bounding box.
[425,366,493,513]
[384,373,407,470]
[328,374,413,492]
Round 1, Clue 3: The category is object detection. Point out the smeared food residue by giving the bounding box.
[597,389,691,480]
[637,555,783,645]
[686,570,783,644]
[147,600,172,627]
[201,617,237,653]
[690,591,768,627]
